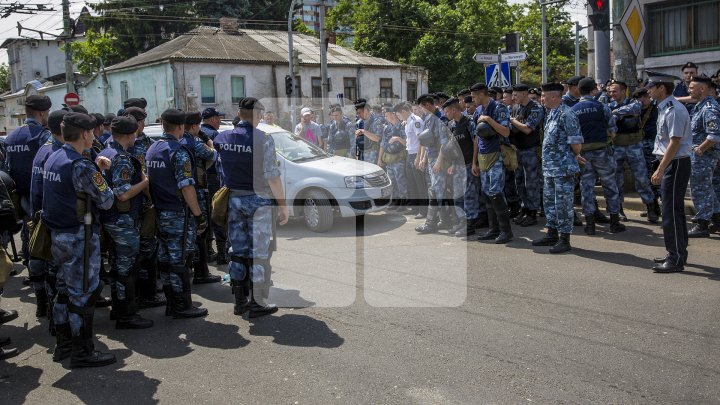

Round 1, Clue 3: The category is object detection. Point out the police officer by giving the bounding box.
[200,107,227,264]
[43,112,116,367]
[646,72,693,272]
[182,111,221,284]
[686,75,720,237]
[214,98,288,318]
[146,109,208,318]
[5,95,52,266]
[327,106,356,158]
[572,78,626,235]
[354,98,383,164]
[396,103,430,219]
[532,83,583,253]
[562,76,584,107]
[378,104,408,211]
[471,84,513,244]
[509,84,544,227]
[633,87,662,211]
[675,62,699,112]
[99,113,115,145]
[99,116,154,329]
[608,80,660,222]
[28,109,68,322]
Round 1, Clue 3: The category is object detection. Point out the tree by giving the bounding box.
[69,30,122,75]
[0,64,9,93]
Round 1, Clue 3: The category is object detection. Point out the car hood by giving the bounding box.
[291,155,381,176]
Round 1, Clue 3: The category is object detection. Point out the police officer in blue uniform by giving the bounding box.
[572,78,626,235]
[146,109,208,319]
[646,72,693,272]
[686,75,720,237]
[99,116,154,329]
[28,109,68,322]
[354,98,383,163]
[43,112,116,367]
[674,62,699,112]
[200,107,227,265]
[5,95,52,266]
[215,98,288,318]
[182,111,221,284]
[633,87,662,211]
[532,83,584,253]
[562,76,583,107]
[471,83,513,244]
[327,105,356,158]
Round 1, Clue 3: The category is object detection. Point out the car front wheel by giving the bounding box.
[303,190,334,232]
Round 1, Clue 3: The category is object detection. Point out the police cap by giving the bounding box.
[489,86,503,96]
[645,70,677,88]
[416,94,435,105]
[632,87,649,99]
[435,92,450,100]
[609,79,627,88]
[48,109,70,134]
[91,113,105,127]
[469,83,487,92]
[123,106,147,121]
[24,95,52,111]
[123,97,147,109]
[541,82,565,93]
[681,62,698,71]
[63,112,96,130]
[161,108,186,125]
[238,97,264,111]
[110,116,139,135]
[329,105,343,114]
[566,76,584,86]
[503,87,513,94]
[201,107,224,119]
[69,105,89,114]
[103,113,116,125]
[441,97,460,109]
[354,98,368,109]
[578,78,597,93]
[512,84,530,92]
[691,74,714,86]
[185,111,202,125]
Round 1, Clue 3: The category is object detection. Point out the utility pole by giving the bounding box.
[319,1,328,125]
[541,2,547,83]
[574,22,582,76]
[287,0,298,127]
[612,0,637,92]
[61,0,73,93]
[589,0,610,84]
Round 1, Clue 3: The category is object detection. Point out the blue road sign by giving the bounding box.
[485,62,511,87]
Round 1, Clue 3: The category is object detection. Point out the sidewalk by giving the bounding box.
[595,188,696,215]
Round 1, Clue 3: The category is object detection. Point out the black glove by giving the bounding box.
[195,213,208,235]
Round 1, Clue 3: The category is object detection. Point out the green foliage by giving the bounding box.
[293,17,316,37]
[69,30,121,75]
[0,63,9,93]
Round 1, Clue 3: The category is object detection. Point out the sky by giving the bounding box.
[0,0,589,65]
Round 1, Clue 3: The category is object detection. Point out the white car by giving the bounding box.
[143,123,391,232]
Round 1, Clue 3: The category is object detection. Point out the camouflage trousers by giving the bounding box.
[480,155,505,196]
[690,148,720,221]
[28,257,59,304]
[642,139,661,198]
[157,209,197,293]
[426,157,448,206]
[614,143,655,204]
[386,161,408,199]
[51,228,101,336]
[580,148,621,215]
[227,193,274,285]
[450,163,468,220]
[364,149,379,166]
[515,147,542,211]
[543,175,576,234]
[103,214,139,301]
[462,164,481,220]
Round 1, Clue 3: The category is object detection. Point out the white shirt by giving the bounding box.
[405,113,423,154]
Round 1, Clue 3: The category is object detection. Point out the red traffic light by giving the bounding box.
[596,0,604,10]
[591,0,607,12]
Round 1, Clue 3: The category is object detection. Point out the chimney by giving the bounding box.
[219,17,239,34]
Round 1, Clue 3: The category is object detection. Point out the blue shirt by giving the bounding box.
[654,96,692,158]
[542,104,583,177]
[690,96,720,147]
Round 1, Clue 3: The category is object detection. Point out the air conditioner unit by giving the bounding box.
[29,41,39,48]
[35,71,42,79]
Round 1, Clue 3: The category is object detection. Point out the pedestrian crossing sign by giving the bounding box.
[485,63,511,87]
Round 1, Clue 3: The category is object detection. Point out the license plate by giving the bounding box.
[381,186,391,197]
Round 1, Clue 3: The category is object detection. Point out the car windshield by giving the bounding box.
[270,130,328,163]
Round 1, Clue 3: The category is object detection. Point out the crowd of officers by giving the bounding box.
[0,95,287,367]
[0,61,717,368]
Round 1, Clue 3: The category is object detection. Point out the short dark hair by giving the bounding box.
[238,109,255,120]
[162,121,180,132]
[61,122,84,142]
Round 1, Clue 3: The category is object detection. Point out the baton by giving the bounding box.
[82,196,92,293]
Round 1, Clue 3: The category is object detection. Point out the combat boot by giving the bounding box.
[594,200,610,223]
[653,198,662,217]
[646,203,659,223]
[584,215,596,235]
[193,242,222,284]
[618,205,628,222]
[449,218,467,236]
[415,206,439,234]
[508,201,521,219]
[532,227,559,246]
[474,212,489,228]
[52,323,72,362]
[477,203,499,241]
[215,245,229,265]
[115,298,153,330]
[710,213,720,233]
[437,205,455,230]
[609,213,626,233]
[513,208,528,225]
[519,210,538,227]
[549,233,571,254]
[70,315,116,368]
[491,194,513,244]
[688,219,710,238]
[248,286,278,319]
[573,211,584,226]
[35,289,48,318]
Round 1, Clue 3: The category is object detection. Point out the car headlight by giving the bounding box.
[344,176,372,189]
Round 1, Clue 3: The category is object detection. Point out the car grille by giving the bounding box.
[365,171,390,188]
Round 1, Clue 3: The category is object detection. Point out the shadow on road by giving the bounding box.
[0,363,42,403]
[567,247,653,269]
[280,211,406,239]
[249,313,343,348]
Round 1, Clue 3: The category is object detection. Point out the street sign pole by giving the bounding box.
[496,48,502,87]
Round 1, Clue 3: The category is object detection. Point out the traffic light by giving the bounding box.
[505,33,520,53]
[589,0,610,31]
[285,75,293,96]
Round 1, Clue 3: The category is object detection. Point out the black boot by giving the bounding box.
[688,219,710,238]
[584,215,596,235]
[70,314,116,368]
[136,261,166,309]
[646,203,659,223]
[513,208,528,225]
[231,280,250,316]
[519,210,538,227]
[477,198,500,241]
[115,277,153,329]
[653,198,662,217]
[247,281,278,319]
[618,205,628,222]
[35,289,48,318]
[594,200,610,223]
[532,227,559,246]
[415,206,439,234]
[163,285,173,316]
[549,233,571,254]
[437,204,454,230]
[215,243,229,265]
[508,201,521,219]
[609,213,626,233]
[491,194,513,244]
[474,212,489,228]
[449,218,467,236]
[170,291,208,318]
[193,240,222,284]
[710,213,720,233]
[573,211,584,226]
[52,323,72,362]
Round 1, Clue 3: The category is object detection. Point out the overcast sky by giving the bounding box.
[0,0,589,65]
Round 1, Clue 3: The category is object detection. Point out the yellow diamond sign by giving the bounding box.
[620,0,646,55]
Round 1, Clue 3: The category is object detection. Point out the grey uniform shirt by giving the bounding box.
[653,96,692,158]
[405,113,423,154]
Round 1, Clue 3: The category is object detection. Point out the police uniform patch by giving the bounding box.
[708,120,718,131]
[120,169,130,181]
[183,160,192,176]
[415,122,421,129]
[92,172,108,192]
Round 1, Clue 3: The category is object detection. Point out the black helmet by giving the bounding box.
[418,128,437,148]
[385,141,405,154]
[476,122,497,139]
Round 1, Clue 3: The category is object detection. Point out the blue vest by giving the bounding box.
[41,146,95,232]
[214,123,269,194]
[329,118,352,151]
[179,132,202,184]
[30,139,62,214]
[5,123,47,194]
[572,99,608,144]
[478,100,501,155]
[200,124,219,175]
[98,146,143,223]
[146,136,192,212]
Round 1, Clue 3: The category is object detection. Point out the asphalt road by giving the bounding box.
[1,208,718,404]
